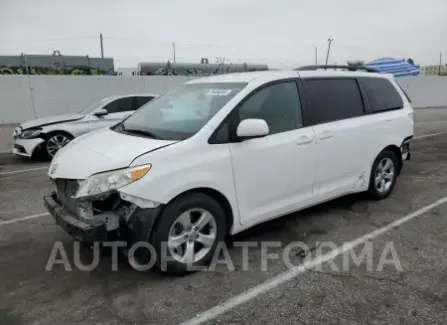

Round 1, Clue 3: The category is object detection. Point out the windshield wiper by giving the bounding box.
[123,128,159,139]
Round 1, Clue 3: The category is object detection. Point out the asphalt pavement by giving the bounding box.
[0,108,447,325]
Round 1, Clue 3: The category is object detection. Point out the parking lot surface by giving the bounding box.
[1,108,447,325]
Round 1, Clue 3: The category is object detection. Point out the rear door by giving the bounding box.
[301,78,370,202]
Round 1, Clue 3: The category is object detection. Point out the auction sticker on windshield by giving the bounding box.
[206,89,233,96]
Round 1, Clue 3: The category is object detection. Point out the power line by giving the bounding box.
[103,37,318,50]
[0,36,97,43]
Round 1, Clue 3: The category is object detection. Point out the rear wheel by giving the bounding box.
[149,192,227,275]
[368,150,398,199]
[44,132,73,159]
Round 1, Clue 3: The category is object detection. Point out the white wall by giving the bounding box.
[1,75,447,124]
[0,75,195,124]
[395,76,447,108]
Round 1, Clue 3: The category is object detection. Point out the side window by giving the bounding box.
[303,78,364,125]
[104,97,134,113]
[133,96,154,110]
[209,120,230,144]
[359,77,404,112]
[236,81,302,135]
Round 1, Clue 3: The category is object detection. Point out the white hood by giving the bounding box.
[20,113,84,130]
[49,127,178,179]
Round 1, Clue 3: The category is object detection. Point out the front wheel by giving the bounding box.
[150,192,227,275]
[44,132,73,159]
[368,150,398,200]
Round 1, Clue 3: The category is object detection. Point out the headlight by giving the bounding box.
[74,164,151,199]
[20,128,42,139]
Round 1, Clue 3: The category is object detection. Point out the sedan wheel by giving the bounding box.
[46,134,72,157]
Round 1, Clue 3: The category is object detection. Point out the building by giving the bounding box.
[419,65,447,76]
[0,51,115,75]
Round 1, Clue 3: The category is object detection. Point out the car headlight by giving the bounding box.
[74,164,151,199]
[20,128,42,139]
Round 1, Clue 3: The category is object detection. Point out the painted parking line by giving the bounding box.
[0,166,48,176]
[179,196,447,325]
[414,131,447,140]
[0,212,50,227]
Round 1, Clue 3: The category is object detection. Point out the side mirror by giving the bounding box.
[236,119,269,140]
[94,108,108,117]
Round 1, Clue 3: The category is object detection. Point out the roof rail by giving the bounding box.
[294,65,379,73]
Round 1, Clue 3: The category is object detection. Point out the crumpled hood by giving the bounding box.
[49,127,178,179]
[20,113,85,130]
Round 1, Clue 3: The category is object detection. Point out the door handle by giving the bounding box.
[296,135,314,145]
[319,130,334,140]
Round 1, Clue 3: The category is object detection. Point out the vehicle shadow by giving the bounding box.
[230,193,368,244]
[70,192,368,278]
[0,153,48,169]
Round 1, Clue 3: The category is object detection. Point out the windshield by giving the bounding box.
[120,82,246,140]
[79,96,115,114]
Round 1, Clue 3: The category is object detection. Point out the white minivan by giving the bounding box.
[44,66,414,274]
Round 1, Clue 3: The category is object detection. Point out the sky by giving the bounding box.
[1,0,446,69]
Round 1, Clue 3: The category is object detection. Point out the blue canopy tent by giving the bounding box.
[363,58,420,77]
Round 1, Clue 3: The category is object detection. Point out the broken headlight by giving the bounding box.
[74,164,151,199]
[20,128,42,139]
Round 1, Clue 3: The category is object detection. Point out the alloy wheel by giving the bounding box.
[374,157,395,193]
[46,135,71,157]
[168,208,217,264]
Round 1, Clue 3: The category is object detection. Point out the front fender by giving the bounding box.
[118,151,240,226]
[42,120,90,138]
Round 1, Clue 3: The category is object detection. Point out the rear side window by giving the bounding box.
[133,96,154,110]
[358,77,404,112]
[303,78,364,125]
[104,97,134,113]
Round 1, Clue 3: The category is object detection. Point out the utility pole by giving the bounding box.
[100,33,104,58]
[439,52,442,76]
[325,37,333,68]
[173,42,176,63]
[315,47,318,65]
[23,54,37,119]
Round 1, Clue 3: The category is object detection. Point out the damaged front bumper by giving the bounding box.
[44,193,108,242]
[44,188,164,251]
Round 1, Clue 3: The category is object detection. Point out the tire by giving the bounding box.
[43,132,73,160]
[149,192,227,275]
[367,150,399,200]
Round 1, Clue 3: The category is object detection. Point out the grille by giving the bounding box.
[55,179,80,214]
